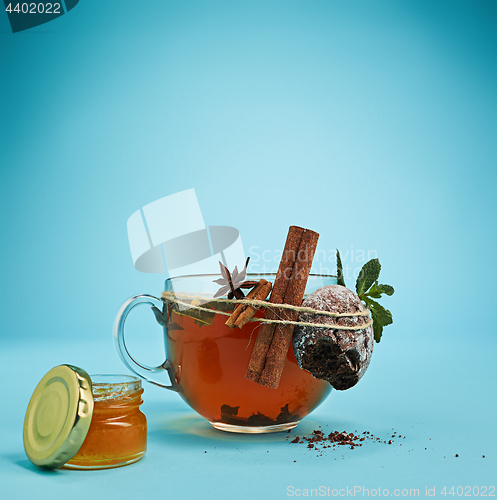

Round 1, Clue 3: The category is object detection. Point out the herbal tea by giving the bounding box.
[164,295,331,428]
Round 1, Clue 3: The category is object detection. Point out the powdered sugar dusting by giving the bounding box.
[293,285,374,391]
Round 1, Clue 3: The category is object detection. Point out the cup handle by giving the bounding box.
[113,294,178,391]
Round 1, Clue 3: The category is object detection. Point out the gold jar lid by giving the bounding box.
[23,365,94,469]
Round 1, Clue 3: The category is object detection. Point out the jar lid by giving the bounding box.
[23,365,94,469]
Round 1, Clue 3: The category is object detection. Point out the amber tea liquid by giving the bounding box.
[165,297,331,427]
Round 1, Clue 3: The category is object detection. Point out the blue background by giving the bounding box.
[1,1,495,499]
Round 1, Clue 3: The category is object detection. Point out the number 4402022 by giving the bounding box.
[5,3,61,14]
[441,486,495,497]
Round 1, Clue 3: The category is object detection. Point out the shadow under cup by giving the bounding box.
[162,274,335,433]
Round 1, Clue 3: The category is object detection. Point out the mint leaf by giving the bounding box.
[376,284,394,296]
[336,249,346,287]
[364,282,382,298]
[365,282,395,299]
[366,298,393,327]
[356,258,381,296]
[363,296,393,343]
[372,318,383,343]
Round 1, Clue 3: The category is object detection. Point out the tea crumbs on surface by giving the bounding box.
[287,428,409,456]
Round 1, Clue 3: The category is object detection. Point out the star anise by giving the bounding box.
[213,257,259,299]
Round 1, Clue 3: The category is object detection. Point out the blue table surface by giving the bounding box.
[1,333,495,500]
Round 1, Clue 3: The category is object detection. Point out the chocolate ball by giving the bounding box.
[293,285,374,390]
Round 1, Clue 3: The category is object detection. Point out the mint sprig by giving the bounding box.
[365,283,394,298]
[356,258,381,295]
[336,250,394,343]
[362,296,393,342]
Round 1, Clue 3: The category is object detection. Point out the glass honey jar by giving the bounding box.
[23,365,147,470]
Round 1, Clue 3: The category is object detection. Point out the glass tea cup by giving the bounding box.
[114,274,335,433]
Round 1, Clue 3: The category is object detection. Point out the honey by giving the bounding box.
[64,375,147,469]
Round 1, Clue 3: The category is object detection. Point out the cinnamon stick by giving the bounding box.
[258,228,319,388]
[225,279,272,329]
[246,226,308,383]
[234,280,272,328]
